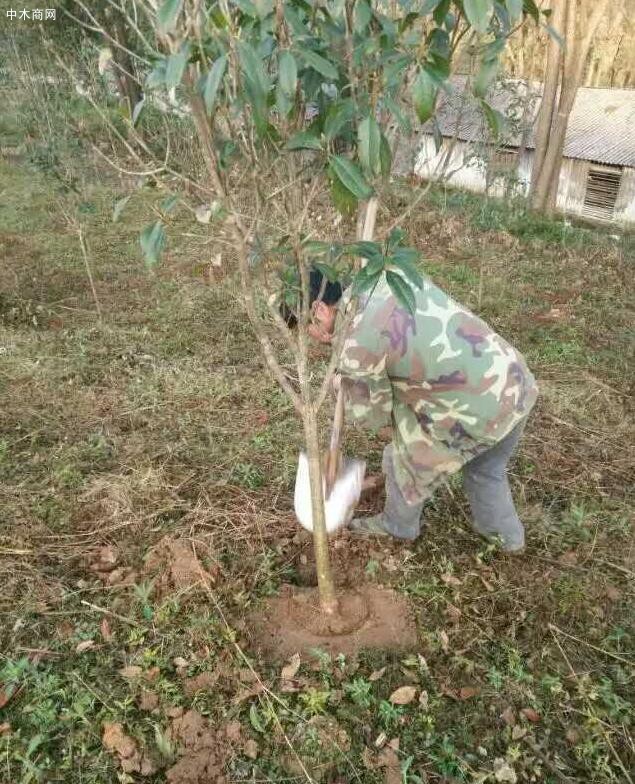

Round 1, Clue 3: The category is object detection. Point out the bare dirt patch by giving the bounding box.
[250,584,417,658]
[144,535,220,596]
[165,709,229,784]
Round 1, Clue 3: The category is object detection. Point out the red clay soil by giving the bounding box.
[250,584,417,658]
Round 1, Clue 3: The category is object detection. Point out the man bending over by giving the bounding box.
[306,269,538,553]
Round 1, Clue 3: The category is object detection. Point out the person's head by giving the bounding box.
[282,268,342,344]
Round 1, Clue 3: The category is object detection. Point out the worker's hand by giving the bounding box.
[308,322,333,344]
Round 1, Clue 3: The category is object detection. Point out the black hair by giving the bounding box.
[281,268,343,327]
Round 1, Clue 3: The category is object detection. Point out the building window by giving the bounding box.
[583,165,623,221]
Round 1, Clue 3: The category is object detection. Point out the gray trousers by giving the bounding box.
[381,422,526,551]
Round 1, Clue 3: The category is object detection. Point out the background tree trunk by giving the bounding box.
[532,0,610,214]
[103,6,141,116]
[529,0,565,202]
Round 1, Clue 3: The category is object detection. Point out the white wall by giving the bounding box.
[414,136,487,193]
[413,134,634,226]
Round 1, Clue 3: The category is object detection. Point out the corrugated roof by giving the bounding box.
[426,76,635,167]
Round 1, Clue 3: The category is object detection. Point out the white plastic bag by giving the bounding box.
[294,452,366,533]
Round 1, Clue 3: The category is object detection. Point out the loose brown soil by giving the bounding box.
[250,584,417,658]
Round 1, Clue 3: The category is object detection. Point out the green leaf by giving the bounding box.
[390,250,423,290]
[329,156,373,200]
[323,99,355,141]
[347,240,382,259]
[433,0,451,25]
[161,194,179,213]
[275,83,293,117]
[421,0,443,12]
[131,99,145,126]
[353,0,372,32]
[364,254,385,276]
[145,59,167,89]
[480,99,505,137]
[278,50,297,97]
[358,115,381,177]
[383,95,410,133]
[474,57,499,98]
[233,0,258,16]
[157,0,183,33]
[523,0,540,23]
[140,221,166,268]
[505,0,523,21]
[112,195,131,223]
[237,41,271,96]
[386,270,416,314]
[302,240,331,256]
[297,47,338,81]
[379,133,392,177]
[249,704,266,733]
[329,171,358,215]
[463,0,494,33]
[314,262,339,282]
[286,131,323,151]
[200,54,227,115]
[352,268,381,297]
[165,45,190,89]
[412,68,437,124]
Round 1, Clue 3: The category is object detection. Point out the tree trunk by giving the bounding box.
[533,0,610,214]
[103,7,141,117]
[530,0,565,202]
[303,408,339,615]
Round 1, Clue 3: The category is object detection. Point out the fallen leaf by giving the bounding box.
[521,707,540,723]
[140,756,157,776]
[512,724,527,740]
[244,738,258,759]
[500,706,516,726]
[144,666,160,682]
[389,685,417,705]
[441,573,462,587]
[281,653,301,681]
[0,690,11,709]
[102,722,138,760]
[493,758,517,783]
[76,640,95,653]
[100,618,112,641]
[438,629,450,653]
[605,585,622,602]
[418,690,429,709]
[119,666,143,679]
[138,691,159,712]
[445,603,462,621]
[0,722,10,735]
[558,550,578,566]
[369,667,386,682]
[459,686,480,700]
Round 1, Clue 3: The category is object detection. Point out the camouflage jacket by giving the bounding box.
[337,276,538,505]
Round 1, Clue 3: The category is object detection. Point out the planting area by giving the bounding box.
[1,87,634,783]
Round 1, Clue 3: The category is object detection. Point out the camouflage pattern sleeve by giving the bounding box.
[337,288,394,431]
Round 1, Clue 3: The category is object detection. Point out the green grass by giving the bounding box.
[1,77,633,784]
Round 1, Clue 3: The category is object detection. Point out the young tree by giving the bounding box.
[66,0,537,620]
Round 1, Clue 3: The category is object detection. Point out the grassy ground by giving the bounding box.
[1,85,634,783]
